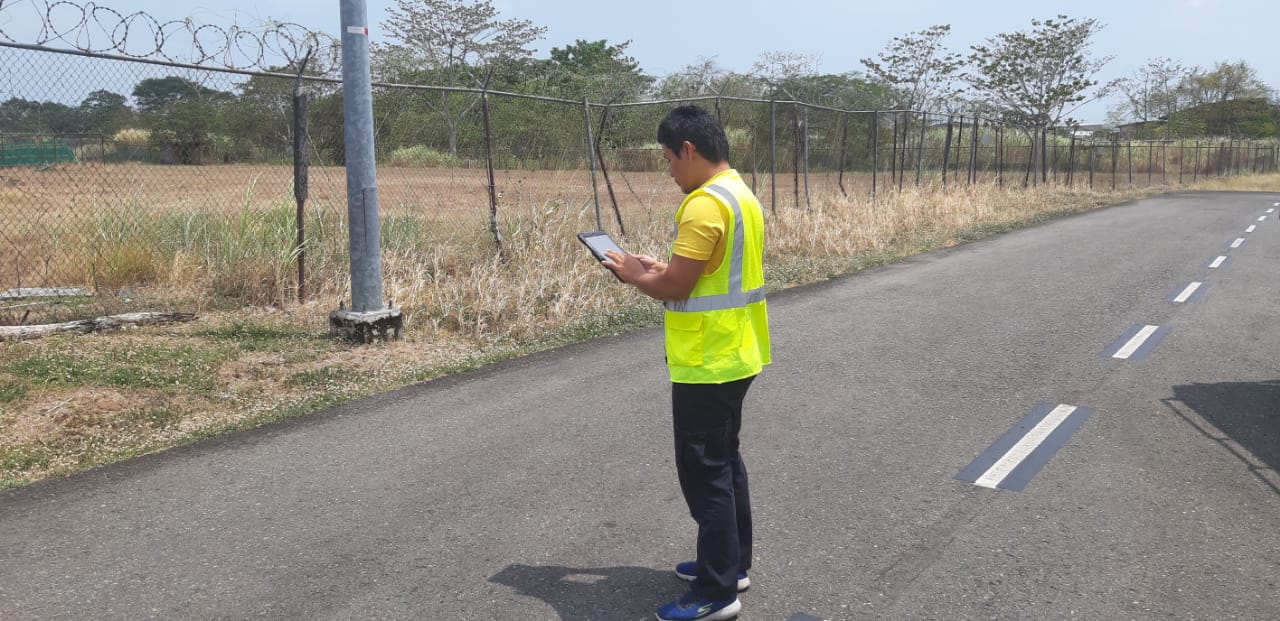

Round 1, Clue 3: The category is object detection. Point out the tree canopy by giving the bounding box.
[861,24,965,112]
[966,15,1112,128]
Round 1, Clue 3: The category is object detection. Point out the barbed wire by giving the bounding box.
[0,0,338,72]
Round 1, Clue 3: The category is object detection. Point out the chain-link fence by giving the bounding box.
[3,39,1279,327]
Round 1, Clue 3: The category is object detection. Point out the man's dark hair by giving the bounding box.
[657,105,729,163]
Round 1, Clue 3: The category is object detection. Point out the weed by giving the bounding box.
[0,379,27,405]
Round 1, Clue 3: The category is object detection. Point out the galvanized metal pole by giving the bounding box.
[331,0,400,341]
[339,0,383,314]
[337,0,381,309]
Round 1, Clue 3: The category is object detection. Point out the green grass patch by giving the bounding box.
[195,319,320,353]
[0,379,28,405]
[0,444,54,476]
[9,343,231,393]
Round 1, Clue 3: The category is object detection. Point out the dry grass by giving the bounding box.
[0,166,1239,487]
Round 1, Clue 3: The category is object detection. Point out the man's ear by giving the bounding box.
[682,140,697,160]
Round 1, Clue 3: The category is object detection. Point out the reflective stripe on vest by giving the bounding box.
[664,183,766,313]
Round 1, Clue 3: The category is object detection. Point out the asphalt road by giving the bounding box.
[2,191,1279,621]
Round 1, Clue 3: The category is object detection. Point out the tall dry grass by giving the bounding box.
[28,177,1167,345]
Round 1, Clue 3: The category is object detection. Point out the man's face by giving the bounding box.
[662,142,696,194]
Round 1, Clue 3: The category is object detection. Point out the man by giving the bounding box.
[603,105,771,621]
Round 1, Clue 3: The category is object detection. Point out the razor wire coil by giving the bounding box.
[0,0,336,71]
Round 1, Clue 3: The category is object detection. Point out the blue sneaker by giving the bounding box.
[675,561,750,592]
[655,591,742,621]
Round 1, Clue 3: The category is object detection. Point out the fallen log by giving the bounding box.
[0,312,197,342]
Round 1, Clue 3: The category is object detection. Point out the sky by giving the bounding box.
[3,0,1278,123]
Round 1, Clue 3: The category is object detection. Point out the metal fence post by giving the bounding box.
[1152,141,1162,185]
[996,125,1004,188]
[481,87,505,258]
[1194,141,1200,182]
[968,118,979,185]
[582,98,602,230]
[292,52,312,304]
[1161,142,1167,185]
[1178,141,1184,185]
[792,103,800,208]
[871,111,879,198]
[802,104,811,210]
[1088,138,1095,189]
[915,111,925,187]
[770,98,777,214]
[1111,134,1117,191]
[890,113,900,191]
[1067,135,1076,186]
[1127,141,1133,187]
[899,112,907,192]
[941,116,953,191]
[836,111,848,197]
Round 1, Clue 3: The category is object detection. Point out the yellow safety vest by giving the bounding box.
[664,170,771,384]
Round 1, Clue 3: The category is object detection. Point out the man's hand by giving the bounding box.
[603,250,704,302]
[601,249,644,283]
[633,254,665,272]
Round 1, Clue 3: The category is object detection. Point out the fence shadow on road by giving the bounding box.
[1164,379,1280,494]
[488,564,683,621]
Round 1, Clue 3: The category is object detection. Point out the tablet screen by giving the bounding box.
[579,231,625,261]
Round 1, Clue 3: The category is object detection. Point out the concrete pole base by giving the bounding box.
[328,308,403,343]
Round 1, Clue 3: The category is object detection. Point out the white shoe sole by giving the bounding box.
[675,570,750,592]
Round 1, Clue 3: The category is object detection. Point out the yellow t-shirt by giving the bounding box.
[671,194,728,275]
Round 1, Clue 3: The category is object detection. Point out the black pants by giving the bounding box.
[671,375,755,601]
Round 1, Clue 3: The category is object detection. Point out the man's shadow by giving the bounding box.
[489,564,685,621]
[1167,379,1280,493]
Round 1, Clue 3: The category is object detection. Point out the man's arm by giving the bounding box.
[603,251,705,302]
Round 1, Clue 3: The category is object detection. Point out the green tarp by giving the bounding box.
[0,139,75,167]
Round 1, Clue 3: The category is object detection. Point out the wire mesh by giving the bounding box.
[3,40,1279,327]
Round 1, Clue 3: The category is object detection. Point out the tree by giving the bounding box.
[542,39,651,101]
[966,16,1112,129]
[653,58,763,100]
[131,77,230,113]
[378,0,546,156]
[1108,58,1188,125]
[861,24,965,112]
[967,15,1113,183]
[1177,60,1272,108]
[131,78,233,164]
[1164,98,1280,138]
[752,51,820,101]
[0,98,81,134]
[78,90,131,136]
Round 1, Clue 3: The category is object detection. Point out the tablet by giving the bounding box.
[577,230,626,282]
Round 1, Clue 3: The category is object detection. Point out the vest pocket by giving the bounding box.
[665,312,704,367]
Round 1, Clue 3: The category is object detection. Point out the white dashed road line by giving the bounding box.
[1114,325,1160,359]
[1231,238,1246,248]
[973,405,1078,489]
[1172,282,1204,304]
[1208,256,1228,269]
[1247,225,1257,233]
[956,403,1095,492]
